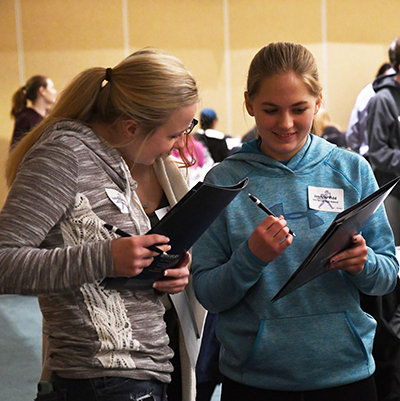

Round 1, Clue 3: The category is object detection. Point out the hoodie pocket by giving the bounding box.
[241,311,375,387]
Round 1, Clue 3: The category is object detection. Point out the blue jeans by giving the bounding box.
[50,374,168,401]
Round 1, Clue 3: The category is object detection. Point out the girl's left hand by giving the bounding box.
[325,234,368,275]
[153,252,191,294]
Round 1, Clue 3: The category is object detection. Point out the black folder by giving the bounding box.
[272,176,400,302]
[101,178,248,290]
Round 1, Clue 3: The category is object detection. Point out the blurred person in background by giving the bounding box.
[346,40,396,160]
[171,131,214,188]
[194,108,229,163]
[314,108,347,147]
[367,37,400,246]
[10,75,58,148]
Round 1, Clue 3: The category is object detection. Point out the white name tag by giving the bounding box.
[105,188,130,214]
[155,206,170,220]
[308,186,344,213]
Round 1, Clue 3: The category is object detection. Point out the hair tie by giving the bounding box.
[105,67,112,82]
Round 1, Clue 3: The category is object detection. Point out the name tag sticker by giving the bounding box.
[155,206,170,220]
[105,188,130,214]
[308,186,344,213]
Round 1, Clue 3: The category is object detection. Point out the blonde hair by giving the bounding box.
[246,42,322,135]
[7,48,198,186]
[247,42,322,99]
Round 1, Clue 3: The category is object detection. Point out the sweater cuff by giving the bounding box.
[244,240,268,267]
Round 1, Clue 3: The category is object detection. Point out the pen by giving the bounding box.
[104,223,167,255]
[248,193,296,237]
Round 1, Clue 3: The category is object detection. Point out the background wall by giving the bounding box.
[1,0,399,209]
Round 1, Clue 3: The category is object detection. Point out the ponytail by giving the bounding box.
[10,75,48,118]
[6,48,199,187]
[10,87,28,118]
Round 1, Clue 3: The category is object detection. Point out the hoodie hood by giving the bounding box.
[372,73,400,93]
[36,120,132,193]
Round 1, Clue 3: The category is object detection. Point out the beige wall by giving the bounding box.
[1,0,400,209]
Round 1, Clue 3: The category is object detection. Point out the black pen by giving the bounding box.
[248,193,296,237]
[104,223,167,255]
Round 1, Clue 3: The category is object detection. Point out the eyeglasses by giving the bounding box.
[182,118,198,135]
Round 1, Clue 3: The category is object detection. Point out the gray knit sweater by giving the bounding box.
[0,121,186,382]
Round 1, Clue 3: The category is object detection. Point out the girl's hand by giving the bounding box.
[111,234,171,277]
[247,215,293,264]
[153,252,191,294]
[325,234,368,275]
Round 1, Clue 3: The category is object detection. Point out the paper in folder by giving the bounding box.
[272,176,400,302]
[101,177,248,290]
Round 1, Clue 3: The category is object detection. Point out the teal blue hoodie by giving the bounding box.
[192,134,399,391]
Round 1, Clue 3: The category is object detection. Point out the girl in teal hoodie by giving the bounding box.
[192,42,399,401]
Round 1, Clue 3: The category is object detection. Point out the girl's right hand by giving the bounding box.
[111,234,171,277]
[247,215,293,264]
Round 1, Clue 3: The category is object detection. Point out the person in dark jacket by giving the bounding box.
[366,36,400,401]
[194,108,229,163]
[367,37,400,246]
